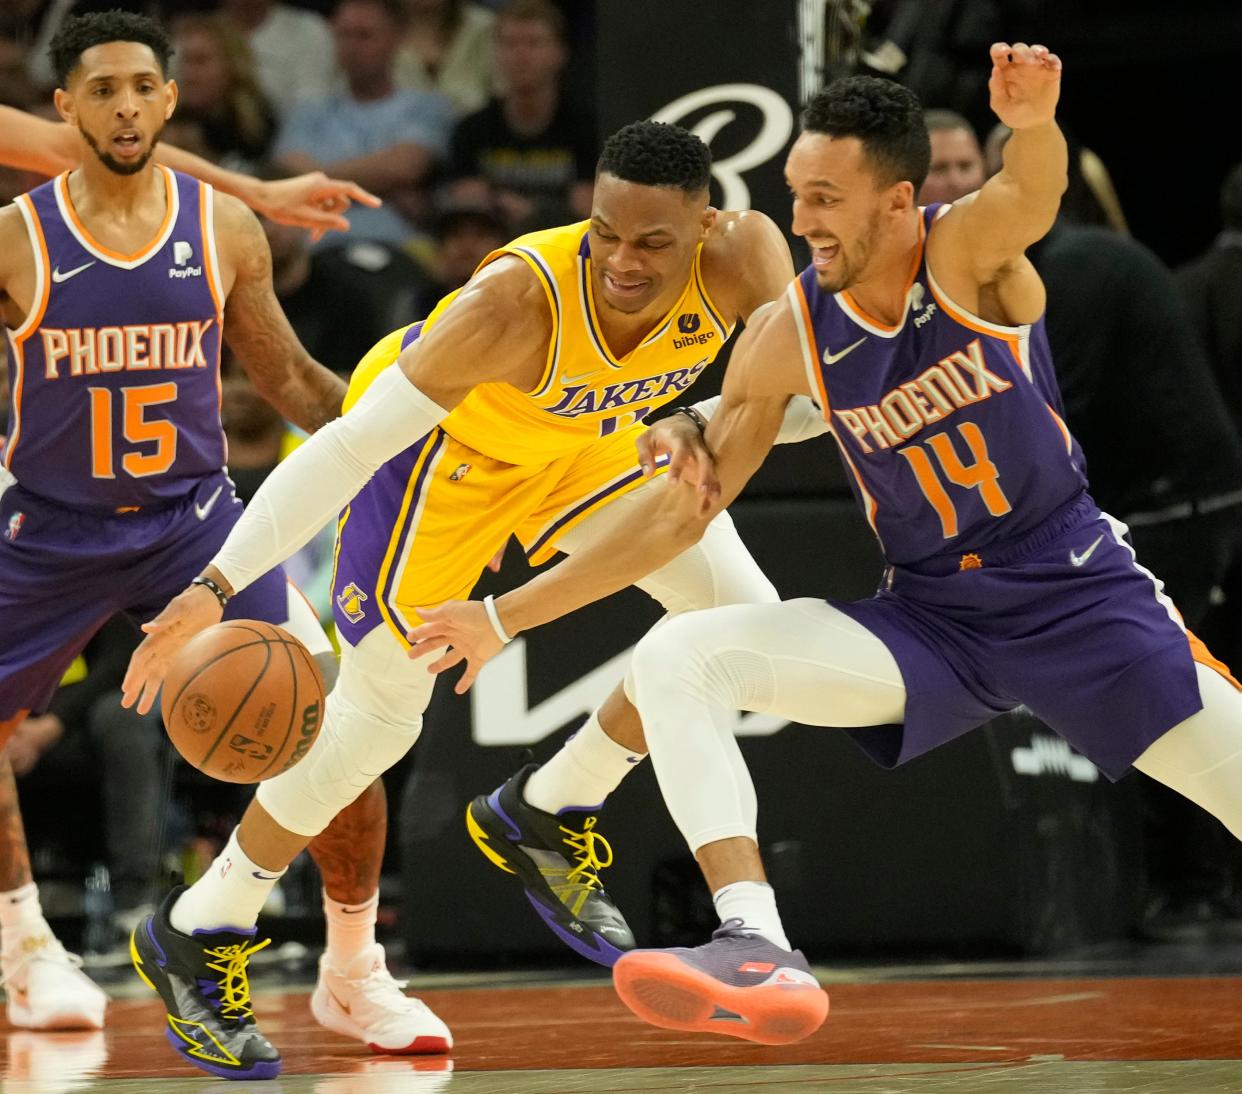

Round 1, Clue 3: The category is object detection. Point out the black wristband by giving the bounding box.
[191,575,230,609]
[673,405,709,435]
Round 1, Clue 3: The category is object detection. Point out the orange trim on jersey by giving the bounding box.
[926,274,1021,343]
[837,441,879,535]
[13,193,50,338]
[838,212,926,333]
[1187,628,1241,692]
[198,182,223,319]
[58,165,175,263]
[792,279,832,417]
[2,195,49,469]
[1044,402,1073,454]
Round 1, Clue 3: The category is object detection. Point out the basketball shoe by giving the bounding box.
[0,928,107,1030]
[467,763,634,966]
[311,942,452,1054]
[612,919,829,1045]
[129,886,281,1080]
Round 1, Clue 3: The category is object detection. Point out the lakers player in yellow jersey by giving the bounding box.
[122,122,810,1039]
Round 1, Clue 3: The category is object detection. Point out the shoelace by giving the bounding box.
[711,917,760,942]
[203,938,271,1021]
[353,966,435,1014]
[559,816,614,891]
[0,936,85,989]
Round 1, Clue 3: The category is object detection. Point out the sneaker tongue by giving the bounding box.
[190,924,257,943]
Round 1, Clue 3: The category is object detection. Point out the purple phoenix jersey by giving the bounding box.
[792,203,1088,567]
[3,167,225,512]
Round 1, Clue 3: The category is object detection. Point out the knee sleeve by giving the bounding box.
[256,628,431,838]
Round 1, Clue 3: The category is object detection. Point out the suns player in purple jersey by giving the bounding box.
[0,11,448,1076]
[408,44,1242,1045]
[0,103,381,240]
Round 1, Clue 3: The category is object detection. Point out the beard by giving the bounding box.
[815,210,882,293]
[80,122,164,176]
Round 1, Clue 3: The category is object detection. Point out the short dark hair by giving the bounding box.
[1222,163,1242,232]
[596,121,711,195]
[802,77,931,192]
[49,9,173,88]
[497,0,566,42]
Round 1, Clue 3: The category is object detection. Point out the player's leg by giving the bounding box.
[470,484,778,963]
[1133,663,1242,843]
[612,597,906,1044]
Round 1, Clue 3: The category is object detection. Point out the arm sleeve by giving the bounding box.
[212,366,449,594]
[692,394,831,445]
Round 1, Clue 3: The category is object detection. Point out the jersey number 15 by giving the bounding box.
[88,382,178,479]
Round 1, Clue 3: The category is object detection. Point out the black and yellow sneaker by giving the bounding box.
[467,763,635,966]
[130,887,281,1080]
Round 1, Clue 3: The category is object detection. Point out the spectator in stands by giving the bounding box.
[259,165,430,375]
[8,616,164,942]
[448,0,593,232]
[275,0,454,248]
[396,0,495,117]
[219,0,336,119]
[414,195,508,316]
[172,14,278,170]
[920,109,986,205]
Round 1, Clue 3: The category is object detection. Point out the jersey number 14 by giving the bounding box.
[899,422,1011,539]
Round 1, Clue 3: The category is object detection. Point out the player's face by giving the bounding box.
[786,132,909,294]
[921,127,985,204]
[588,173,712,316]
[55,41,176,176]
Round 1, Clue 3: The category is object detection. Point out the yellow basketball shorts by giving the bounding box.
[330,423,666,647]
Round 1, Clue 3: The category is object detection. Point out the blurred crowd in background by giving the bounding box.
[2,0,1241,955]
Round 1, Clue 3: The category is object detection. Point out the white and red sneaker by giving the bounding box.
[1,930,108,1030]
[311,943,451,1055]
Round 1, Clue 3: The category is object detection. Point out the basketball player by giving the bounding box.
[121,119,829,1071]
[0,102,381,240]
[0,11,441,1066]
[404,44,1242,1045]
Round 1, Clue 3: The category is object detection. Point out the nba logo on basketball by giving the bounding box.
[4,512,23,542]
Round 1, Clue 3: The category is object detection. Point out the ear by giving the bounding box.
[701,205,718,238]
[889,180,915,214]
[52,87,76,127]
[163,78,178,121]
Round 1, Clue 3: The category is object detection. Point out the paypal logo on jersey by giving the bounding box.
[909,282,937,328]
[673,312,715,350]
[169,240,202,279]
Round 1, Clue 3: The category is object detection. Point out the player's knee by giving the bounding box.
[632,614,713,689]
[256,691,423,838]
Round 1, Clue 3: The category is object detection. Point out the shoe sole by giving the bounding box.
[467,800,629,967]
[132,924,281,1080]
[310,985,452,1055]
[613,951,829,1046]
[7,1003,105,1031]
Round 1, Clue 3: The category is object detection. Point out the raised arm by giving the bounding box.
[410,295,814,692]
[0,106,78,174]
[928,43,1067,324]
[121,257,550,711]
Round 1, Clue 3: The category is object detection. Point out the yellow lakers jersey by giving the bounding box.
[344,220,734,465]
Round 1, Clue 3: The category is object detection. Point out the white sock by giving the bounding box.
[0,882,47,946]
[524,712,646,813]
[713,881,791,950]
[323,889,378,973]
[171,828,286,934]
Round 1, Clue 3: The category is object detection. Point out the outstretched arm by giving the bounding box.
[0,106,380,239]
[409,296,814,692]
[929,43,1067,322]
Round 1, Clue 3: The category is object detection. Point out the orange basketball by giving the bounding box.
[161,620,325,784]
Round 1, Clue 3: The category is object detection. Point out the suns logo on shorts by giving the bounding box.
[336,582,368,624]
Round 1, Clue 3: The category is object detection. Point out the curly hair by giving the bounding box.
[596,121,711,195]
[802,77,930,192]
[49,9,174,88]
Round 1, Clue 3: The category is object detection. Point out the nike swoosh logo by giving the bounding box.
[559,370,601,385]
[251,869,282,880]
[1069,533,1105,567]
[823,336,866,365]
[195,485,223,521]
[327,988,351,1015]
[51,261,97,283]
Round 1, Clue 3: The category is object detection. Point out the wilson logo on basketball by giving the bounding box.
[279,701,322,774]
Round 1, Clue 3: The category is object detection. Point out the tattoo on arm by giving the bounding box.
[308,779,387,904]
[221,200,346,434]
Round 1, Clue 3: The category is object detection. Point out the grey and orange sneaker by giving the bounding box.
[130,886,280,1080]
[466,763,635,966]
[612,919,829,1045]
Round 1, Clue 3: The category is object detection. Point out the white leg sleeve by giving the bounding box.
[1134,664,1242,840]
[257,626,438,837]
[630,598,906,852]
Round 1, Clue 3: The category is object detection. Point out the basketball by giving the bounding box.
[160,620,325,784]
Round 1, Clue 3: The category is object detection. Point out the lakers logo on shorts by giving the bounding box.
[336,582,369,624]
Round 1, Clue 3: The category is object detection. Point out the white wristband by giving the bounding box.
[483,595,513,644]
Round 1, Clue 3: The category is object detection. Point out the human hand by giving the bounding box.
[252,172,382,243]
[988,42,1062,130]
[636,410,720,512]
[121,584,224,715]
[406,600,504,695]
